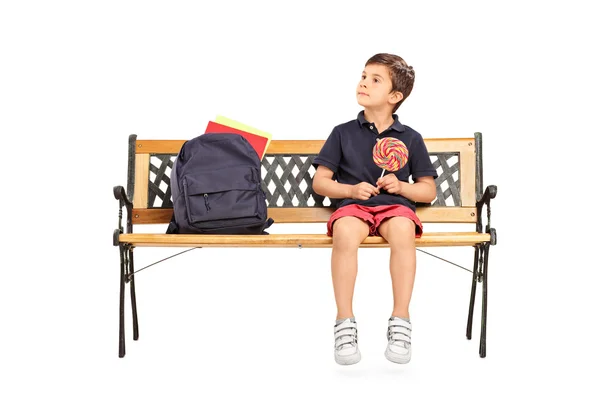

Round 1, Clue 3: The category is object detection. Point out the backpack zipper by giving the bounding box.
[204,193,211,211]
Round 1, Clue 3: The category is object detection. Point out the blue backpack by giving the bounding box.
[167,133,274,234]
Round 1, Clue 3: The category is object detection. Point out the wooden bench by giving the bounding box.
[113,133,497,358]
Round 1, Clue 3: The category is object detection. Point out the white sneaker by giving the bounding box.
[384,317,412,364]
[334,318,361,365]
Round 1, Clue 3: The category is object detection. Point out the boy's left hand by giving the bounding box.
[376,174,404,195]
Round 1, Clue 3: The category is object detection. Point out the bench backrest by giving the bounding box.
[125,134,483,225]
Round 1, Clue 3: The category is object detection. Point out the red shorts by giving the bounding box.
[326,204,423,238]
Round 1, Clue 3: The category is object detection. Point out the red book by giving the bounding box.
[204,121,270,160]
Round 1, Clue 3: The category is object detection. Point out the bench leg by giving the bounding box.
[128,247,139,341]
[466,245,481,340]
[119,244,126,358]
[479,243,490,358]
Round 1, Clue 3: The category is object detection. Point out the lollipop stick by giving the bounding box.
[380,169,386,179]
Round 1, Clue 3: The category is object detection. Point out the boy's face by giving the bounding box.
[356,63,403,111]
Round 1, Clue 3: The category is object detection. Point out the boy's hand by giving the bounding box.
[377,174,404,195]
[350,182,380,200]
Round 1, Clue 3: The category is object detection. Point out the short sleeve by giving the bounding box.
[312,127,342,173]
[409,134,438,182]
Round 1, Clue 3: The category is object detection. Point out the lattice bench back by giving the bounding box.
[125,134,483,225]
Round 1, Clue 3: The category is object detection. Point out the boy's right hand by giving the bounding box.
[349,182,380,200]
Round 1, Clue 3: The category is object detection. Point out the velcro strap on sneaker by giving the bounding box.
[388,325,411,334]
[334,326,357,340]
[334,320,357,333]
[388,319,411,330]
[388,318,411,343]
[335,335,356,348]
[389,332,411,343]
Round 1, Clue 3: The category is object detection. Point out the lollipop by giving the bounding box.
[373,137,409,178]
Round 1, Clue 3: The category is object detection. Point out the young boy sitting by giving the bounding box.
[312,53,438,365]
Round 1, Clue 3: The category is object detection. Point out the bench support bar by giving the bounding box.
[465,242,490,358]
[118,243,140,358]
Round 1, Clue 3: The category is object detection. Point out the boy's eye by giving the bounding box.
[374,78,380,83]
[361,75,366,80]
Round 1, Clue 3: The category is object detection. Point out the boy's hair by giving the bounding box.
[365,53,415,112]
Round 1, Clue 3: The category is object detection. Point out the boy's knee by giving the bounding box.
[332,217,369,249]
[379,217,416,245]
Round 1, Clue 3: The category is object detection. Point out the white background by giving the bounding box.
[1,0,599,398]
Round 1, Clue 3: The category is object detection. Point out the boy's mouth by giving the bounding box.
[358,92,369,96]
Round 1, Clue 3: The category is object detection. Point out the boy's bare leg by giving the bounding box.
[377,217,417,320]
[331,216,370,320]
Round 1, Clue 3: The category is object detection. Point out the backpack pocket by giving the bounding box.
[182,166,261,224]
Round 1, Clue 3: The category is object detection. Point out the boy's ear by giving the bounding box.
[390,91,403,105]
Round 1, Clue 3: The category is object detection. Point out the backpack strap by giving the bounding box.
[166,213,179,234]
[261,217,275,235]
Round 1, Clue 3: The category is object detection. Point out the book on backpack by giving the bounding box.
[203,117,272,160]
[166,133,274,235]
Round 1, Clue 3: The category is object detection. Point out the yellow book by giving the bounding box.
[215,115,273,159]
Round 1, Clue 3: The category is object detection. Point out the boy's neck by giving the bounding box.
[363,109,394,134]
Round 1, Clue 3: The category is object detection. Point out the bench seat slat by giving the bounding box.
[119,232,490,248]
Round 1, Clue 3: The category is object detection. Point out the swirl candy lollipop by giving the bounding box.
[373,137,409,179]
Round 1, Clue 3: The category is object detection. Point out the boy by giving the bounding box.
[312,53,438,365]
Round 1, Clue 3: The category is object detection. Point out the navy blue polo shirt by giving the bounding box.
[313,111,438,211]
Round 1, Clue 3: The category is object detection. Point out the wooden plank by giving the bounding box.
[131,206,477,224]
[132,208,172,224]
[268,208,332,223]
[136,140,185,154]
[135,140,326,155]
[133,154,149,209]
[459,143,477,206]
[118,232,490,248]
[418,207,476,223]
[266,141,325,154]
[423,138,474,153]
[135,138,476,156]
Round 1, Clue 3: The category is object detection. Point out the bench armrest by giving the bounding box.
[476,185,497,244]
[113,185,133,207]
[113,185,133,245]
[477,185,497,205]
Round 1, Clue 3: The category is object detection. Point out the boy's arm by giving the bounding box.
[399,176,436,203]
[313,165,379,200]
[312,165,352,199]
